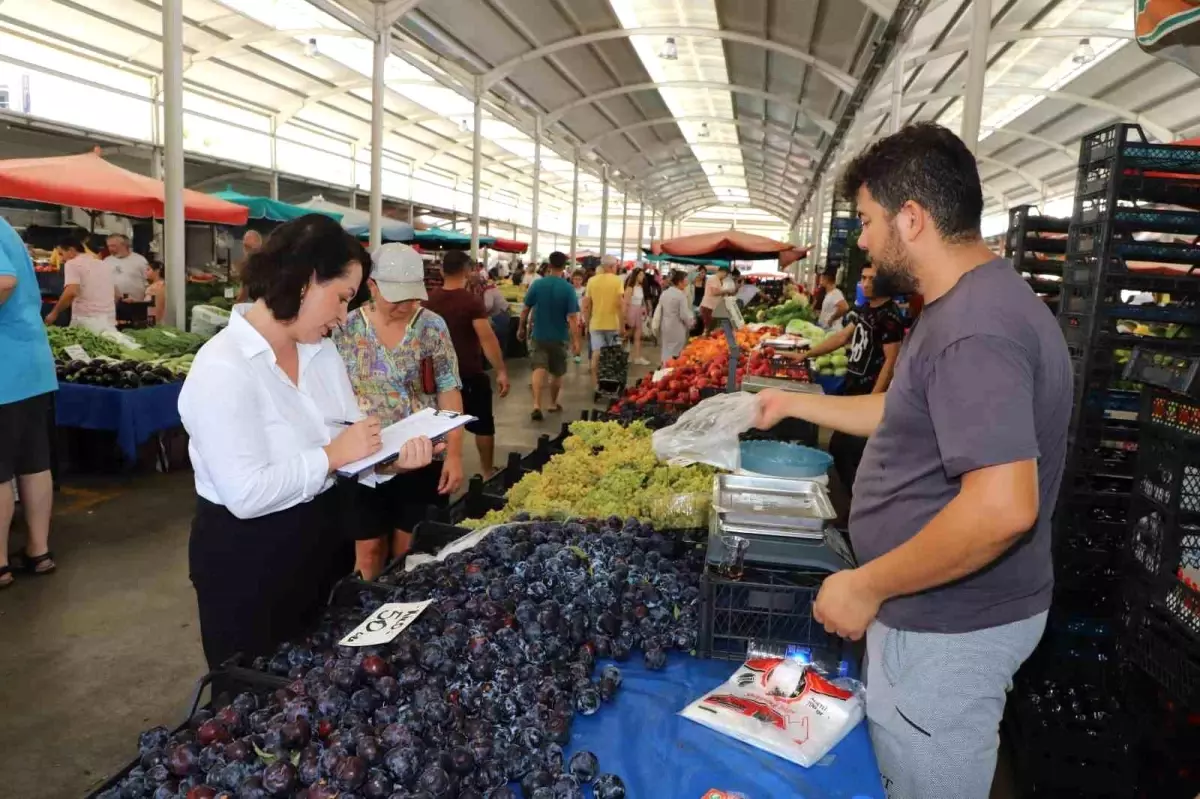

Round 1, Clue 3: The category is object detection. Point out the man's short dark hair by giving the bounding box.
[59,235,83,252]
[242,214,372,321]
[838,122,983,243]
[442,249,470,276]
[548,251,568,270]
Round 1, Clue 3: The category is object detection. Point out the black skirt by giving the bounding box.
[353,461,447,540]
[188,484,356,670]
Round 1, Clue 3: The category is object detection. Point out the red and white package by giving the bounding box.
[680,656,865,767]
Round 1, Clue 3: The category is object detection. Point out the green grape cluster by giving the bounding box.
[466,420,718,529]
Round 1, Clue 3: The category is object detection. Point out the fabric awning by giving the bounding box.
[299,196,415,242]
[211,189,341,223]
[0,151,249,225]
[652,230,795,261]
[487,238,528,254]
[413,227,496,251]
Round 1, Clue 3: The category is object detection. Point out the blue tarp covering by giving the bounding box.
[563,654,884,799]
[54,382,183,461]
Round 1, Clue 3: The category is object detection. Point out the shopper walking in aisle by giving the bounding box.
[623,267,650,365]
[689,271,707,334]
[44,235,117,332]
[583,254,626,387]
[335,243,465,580]
[105,234,148,301]
[657,270,694,364]
[571,269,587,364]
[816,270,849,330]
[179,215,439,669]
[518,251,580,421]
[797,263,904,492]
[144,261,167,326]
[754,123,1069,799]
[0,217,58,588]
[425,250,511,478]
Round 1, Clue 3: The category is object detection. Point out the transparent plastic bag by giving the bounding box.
[652,392,759,471]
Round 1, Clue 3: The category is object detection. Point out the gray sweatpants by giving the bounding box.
[864,612,1047,799]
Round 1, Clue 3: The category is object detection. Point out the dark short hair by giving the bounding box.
[548,251,568,270]
[243,214,371,321]
[838,122,983,242]
[819,270,837,283]
[147,260,165,277]
[669,269,687,286]
[59,235,83,252]
[442,250,470,276]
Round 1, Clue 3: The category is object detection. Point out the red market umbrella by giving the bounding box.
[0,150,249,225]
[488,238,528,254]
[652,229,795,261]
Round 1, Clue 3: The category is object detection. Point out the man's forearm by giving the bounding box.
[857,473,1036,601]
[46,286,77,321]
[871,356,897,394]
[781,391,886,437]
[479,325,507,376]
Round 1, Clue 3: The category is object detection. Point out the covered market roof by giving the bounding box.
[0,0,1193,238]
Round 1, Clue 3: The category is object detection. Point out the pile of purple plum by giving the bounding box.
[97,518,707,798]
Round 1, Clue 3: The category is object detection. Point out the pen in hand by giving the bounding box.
[325,418,355,427]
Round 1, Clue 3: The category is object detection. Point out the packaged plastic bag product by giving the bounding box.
[652,392,760,471]
[680,655,865,768]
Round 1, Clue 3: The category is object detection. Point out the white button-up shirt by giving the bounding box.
[179,307,365,520]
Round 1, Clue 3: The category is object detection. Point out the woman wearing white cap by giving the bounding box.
[333,242,466,580]
[178,215,439,669]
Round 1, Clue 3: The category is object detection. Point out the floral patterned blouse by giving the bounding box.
[333,306,462,425]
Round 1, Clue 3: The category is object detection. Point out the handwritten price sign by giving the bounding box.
[338,600,432,647]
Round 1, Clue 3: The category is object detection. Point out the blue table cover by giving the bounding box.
[55,382,184,462]
[563,654,884,799]
[812,374,846,396]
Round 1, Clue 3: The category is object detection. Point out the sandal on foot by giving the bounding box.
[548,405,563,413]
[0,566,13,589]
[18,550,56,575]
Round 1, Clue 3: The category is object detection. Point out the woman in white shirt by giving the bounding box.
[178,215,436,669]
[623,267,650,365]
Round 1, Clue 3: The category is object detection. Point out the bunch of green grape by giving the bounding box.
[465,421,717,530]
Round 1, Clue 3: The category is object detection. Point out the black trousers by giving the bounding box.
[188,486,355,670]
[829,430,869,498]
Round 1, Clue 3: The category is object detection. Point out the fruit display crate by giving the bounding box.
[1005,204,1069,308]
[1120,592,1200,708]
[84,667,290,799]
[696,564,835,662]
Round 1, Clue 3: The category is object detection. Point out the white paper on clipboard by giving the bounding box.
[335,407,476,479]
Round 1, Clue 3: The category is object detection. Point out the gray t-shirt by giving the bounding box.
[850,257,1071,633]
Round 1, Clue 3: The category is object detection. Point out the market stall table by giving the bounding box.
[570,653,884,798]
[54,381,184,464]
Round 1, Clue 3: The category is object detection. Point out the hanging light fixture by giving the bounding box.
[460,118,470,132]
[698,123,710,139]
[659,37,679,61]
[717,165,724,175]
[304,37,319,58]
[1072,38,1096,66]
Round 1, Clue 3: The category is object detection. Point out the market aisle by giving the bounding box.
[0,349,659,799]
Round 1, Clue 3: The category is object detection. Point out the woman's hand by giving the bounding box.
[325,417,381,470]
[375,435,444,475]
[438,454,464,495]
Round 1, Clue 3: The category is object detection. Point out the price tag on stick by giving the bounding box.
[63,344,90,361]
[338,600,433,647]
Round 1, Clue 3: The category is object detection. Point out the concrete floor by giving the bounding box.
[0,352,660,799]
[0,348,1018,798]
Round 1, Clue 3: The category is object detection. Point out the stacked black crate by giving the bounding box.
[1005,123,1200,797]
[1004,204,1068,315]
[825,196,856,287]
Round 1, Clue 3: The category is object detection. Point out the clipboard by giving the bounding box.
[335,407,476,479]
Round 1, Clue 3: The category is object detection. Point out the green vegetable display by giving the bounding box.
[125,326,208,358]
[752,296,815,326]
[44,327,128,361]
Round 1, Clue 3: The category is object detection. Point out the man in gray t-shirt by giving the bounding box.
[755,123,1071,799]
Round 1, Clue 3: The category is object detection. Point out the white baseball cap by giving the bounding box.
[371,243,427,302]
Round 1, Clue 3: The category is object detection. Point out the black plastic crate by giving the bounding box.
[696,565,834,661]
[1121,596,1200,707]
[84,668,290,799]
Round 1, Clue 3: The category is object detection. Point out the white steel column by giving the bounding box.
[569,152,580,263]
[530,117,542,264]
[890,56,905,134]
[635,196,645,265]
[599,166,610,257]
[162,0,186,329]
[811,179,826,272]
[369,8,387,251]
[619,188,628,264]
[961,0,992,153]
[470,77,484,261]
[269,118,280,200]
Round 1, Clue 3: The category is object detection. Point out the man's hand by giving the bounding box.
[516,324,527,342]
[44,312,58,326]
[496,370,511,398]
[438,454,464,495]
[754,388,794,430]
[812,569,883,641]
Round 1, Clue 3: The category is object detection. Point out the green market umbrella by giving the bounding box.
[211,188,343,223]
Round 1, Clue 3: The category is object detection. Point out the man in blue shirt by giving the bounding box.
[0,216,58,587]
[518,251,580,421]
